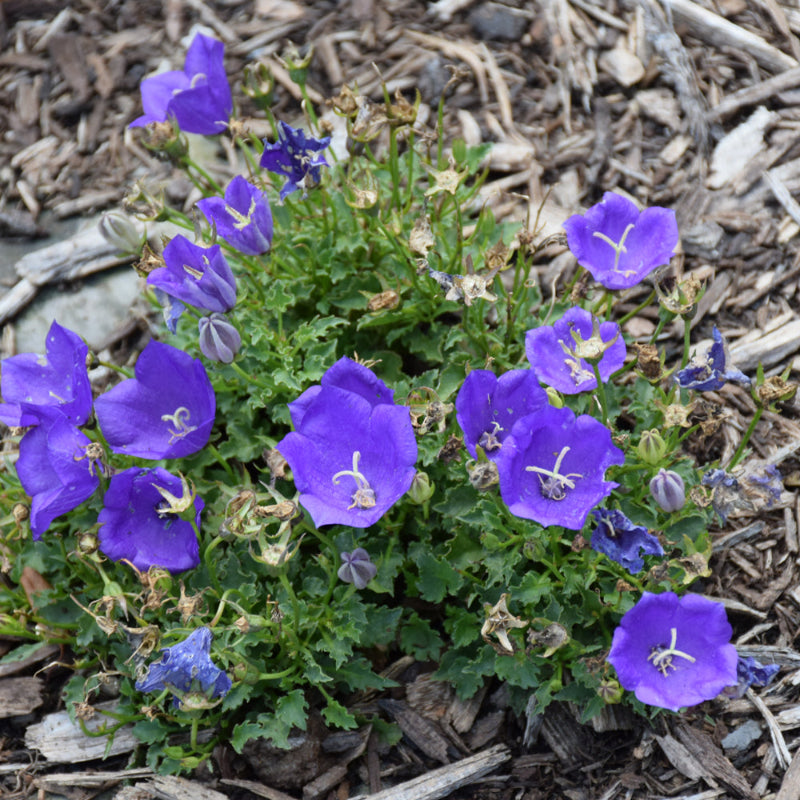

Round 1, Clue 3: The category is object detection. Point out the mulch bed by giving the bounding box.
[3,0,800,798]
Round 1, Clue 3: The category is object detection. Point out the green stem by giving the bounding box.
[591,361,610,427]
[229,361,270,389]
[180,155,223,194]
[207,444,237,482]
[617,289,656,327]
[681,319,693,369]
[729,407,763,469]
[278,572,301,637]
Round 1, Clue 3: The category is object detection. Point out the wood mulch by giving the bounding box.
[3,0,800,798]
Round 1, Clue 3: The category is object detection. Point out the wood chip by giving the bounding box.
[348,744,510,800]
[665,0,797,74]
[139,775,228,800]
[25,700,138,763]
[775,740,800,800]
[674,723,758,800]
[708,106,776,189]
[0,677,43,718]
[37,768,154,791]
[378,699,452,764]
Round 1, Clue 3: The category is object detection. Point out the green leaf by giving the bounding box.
[400,612,443,660]
[413,547,463,603]
[321,697,358,729]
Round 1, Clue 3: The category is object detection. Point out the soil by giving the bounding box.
[3,0,800,799]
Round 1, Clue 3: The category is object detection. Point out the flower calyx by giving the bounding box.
[481,593,528,655]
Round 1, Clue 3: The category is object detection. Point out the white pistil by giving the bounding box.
[526,446,584,501]
[161,406,198,444]
[332,451,376,510]
[647,627,696,676]
[226,197,258,231]
[592,222,635,272]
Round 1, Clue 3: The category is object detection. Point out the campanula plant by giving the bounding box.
[0,27,781,776]
[260,120,331,199]
[0,320,92,428]
[196,175,274,256]
[130,32,232,135]
[94,340,215,460]
[136,627,231,707]
[97,467,203,573]
[563,191,678,290]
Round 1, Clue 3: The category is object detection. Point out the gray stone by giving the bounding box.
[720,719,762,756]
[468,3,529,41]
[12,266,141,354]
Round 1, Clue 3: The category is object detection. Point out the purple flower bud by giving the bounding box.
[337,548,377,590]
[650,469,686,513]
[198,313,241,364]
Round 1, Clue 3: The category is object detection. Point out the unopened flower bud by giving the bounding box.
[637,430,666,466]
[198,313,241,364]
[99,212,146,255]
[407,471,434,505]
[78,533,99,554]
[650,469,686,513]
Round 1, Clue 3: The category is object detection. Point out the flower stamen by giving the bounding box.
[161,407,198,444]
[647,627,696,676]
[526,446,584,501]
[593,223,635,273]
[332,451,376,510]
[478,421,504,452]
[226,197,258,231]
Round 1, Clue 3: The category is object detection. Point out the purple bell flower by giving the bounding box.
[525,307,626,395]
[94,340,215,460]
[455,369,547,460]
[563,192,678,290]
[0,321,91,428]
[98,467,203,573]
[496,405,624,530]
[196,176,273,256]
[260,121,331,200]
[277,358,417,528]
[590,508,664,573]
[198,313,241,364]
[135,627,231,707]
[148,236,236,316]
[338,548,378,590]
[608,592,738,711]
[675,327,750,391]
[288,356,396,429]
[16,407,101,539]
[130,32,232,135]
